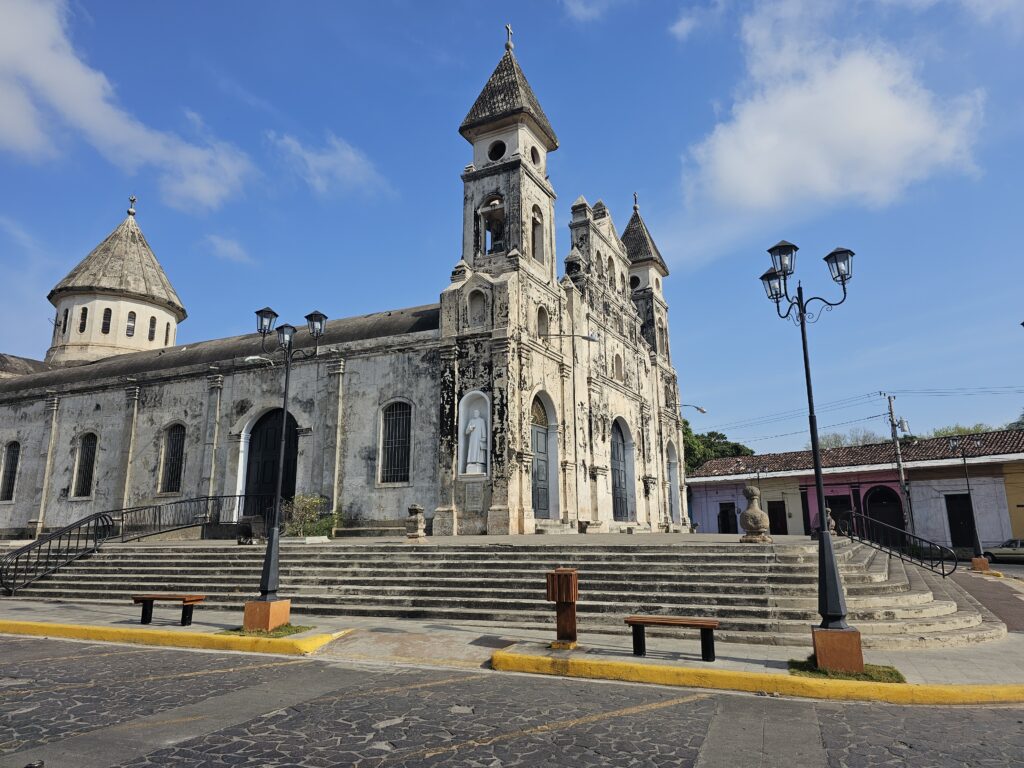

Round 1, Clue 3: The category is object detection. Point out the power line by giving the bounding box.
[738,413,889,443]
[705,392,879,431]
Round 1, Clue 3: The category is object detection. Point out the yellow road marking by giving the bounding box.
[386,693,708,763]
[313,674,480,706]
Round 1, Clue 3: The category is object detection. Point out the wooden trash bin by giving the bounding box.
[545,567,579,648]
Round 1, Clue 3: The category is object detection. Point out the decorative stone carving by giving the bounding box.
[739,485,773,543]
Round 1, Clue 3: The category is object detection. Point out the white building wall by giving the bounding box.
[910,476,1012,548]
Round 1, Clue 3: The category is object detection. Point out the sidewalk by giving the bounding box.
[2,597,1024,703]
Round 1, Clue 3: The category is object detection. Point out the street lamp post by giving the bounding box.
[759,240,864,672]
[947,435,989,571]
[242,306,327,631]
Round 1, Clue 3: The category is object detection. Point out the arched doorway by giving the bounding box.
[245,409,298,519]
[666,441,681,525]
[611,420,635,522]
[862,485,905,548]
[530,395,559,520]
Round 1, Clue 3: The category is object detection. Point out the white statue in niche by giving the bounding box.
[464,408,488,474]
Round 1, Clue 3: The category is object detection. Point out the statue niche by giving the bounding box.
[458,391,490,476]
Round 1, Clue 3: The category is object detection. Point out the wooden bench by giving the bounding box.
[132,594,207,626]
[624,615,720,662]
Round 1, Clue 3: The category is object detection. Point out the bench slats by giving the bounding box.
[624,615,719,629]
[132,594,207,604]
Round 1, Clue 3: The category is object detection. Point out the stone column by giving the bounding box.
[199,374,224,498]
[34,393,60,537]
[118,386,141,510]
[321,359,346,514]
[295,426,314,496]
[433,346,458,536]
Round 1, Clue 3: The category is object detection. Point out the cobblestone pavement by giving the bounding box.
[1,636,1022,768]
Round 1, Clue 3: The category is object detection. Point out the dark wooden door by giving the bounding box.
[531,424,549,518]
[767,500,788,535]
[611,422,629,521]
[945,494,977,549]
[246,409,298,520]
[718,502,737,534]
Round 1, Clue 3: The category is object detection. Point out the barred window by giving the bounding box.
[160,424,186,493]
[126,312,136,337]
[380,402,412,483]
[78,307,88,333]
[74,433,98,498]
[0,442,20,501]
[101,307,112,334]
[148,316,157,342]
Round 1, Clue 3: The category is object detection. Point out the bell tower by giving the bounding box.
[457,26,559,286]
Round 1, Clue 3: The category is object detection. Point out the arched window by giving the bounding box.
[78,307,88,333]
[148,316,157,342]
[62,308,69,336]
[380,401,412,483]
[480,196,505,255]
[164,323,170,346]
[657,321,669,359]
[160,424,186,493]
[126,312,136,337]
[0,441,20,501]
[613,354,623,381]
[73,433,98,498]
[101,308,112,334]
[468,290,486,327]
[537,305,549,339]
[531,206,544,263]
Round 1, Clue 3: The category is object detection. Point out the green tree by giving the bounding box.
[807,427,887,450]
[925,423,994,438]
[1006,410,1024,430]
[683,420,753,473]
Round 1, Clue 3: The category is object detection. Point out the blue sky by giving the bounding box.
[1,0,1022,453]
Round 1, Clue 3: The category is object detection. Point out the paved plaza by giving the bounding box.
[0,634,1022,768]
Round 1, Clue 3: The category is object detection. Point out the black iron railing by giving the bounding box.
[0,511,114,595]
[120,494,274,542]
[837,512,957,577]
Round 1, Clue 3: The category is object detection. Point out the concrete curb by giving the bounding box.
[491,648,1024,705]
[0,619,351,655]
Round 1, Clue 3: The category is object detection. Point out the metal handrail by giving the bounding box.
[119,494,274,542]
[837,512,957,577]
[0,511,114,595]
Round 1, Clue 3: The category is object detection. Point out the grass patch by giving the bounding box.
[218,624,313,638]
[788,655,906,684]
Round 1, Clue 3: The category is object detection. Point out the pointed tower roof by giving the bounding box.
[621,197,669,275]
[459,36,558,150]
[47,198,186,320]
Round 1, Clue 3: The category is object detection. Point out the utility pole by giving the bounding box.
[883,393,914,534]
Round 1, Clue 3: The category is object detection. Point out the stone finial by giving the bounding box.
[406,504,426,540]
[128,195,137,216]
[505,23,514,51]
[739,485,773,544]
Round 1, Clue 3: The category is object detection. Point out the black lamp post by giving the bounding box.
[947,435,985,561]
[758,241,855,630]
[253,306,327,602]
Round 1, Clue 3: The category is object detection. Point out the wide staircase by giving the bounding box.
[7,537,1005,648]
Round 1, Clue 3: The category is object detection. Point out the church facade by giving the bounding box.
[0,43,688,538]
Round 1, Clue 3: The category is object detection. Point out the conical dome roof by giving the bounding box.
[48,202,186,320]
[621,203,668,275]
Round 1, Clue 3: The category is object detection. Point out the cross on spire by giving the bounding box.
[505,23,514,51]
[128,195,137,216]
[633,192,639,210]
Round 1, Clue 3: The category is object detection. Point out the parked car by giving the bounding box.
[982,539,1024,563]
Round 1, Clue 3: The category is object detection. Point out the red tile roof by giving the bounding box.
[689,429,1024,478]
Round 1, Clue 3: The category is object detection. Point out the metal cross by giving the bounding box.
[505,24,513,49]
[128,195,137,215]
[633,192,638,208]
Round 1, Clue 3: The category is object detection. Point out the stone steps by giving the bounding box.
[7,538,1003,648]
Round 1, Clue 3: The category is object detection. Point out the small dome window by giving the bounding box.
[531,146,541,165]
[487,140,506,162]
[148,316,157,342]
[101,308,112,335]
[126,311,136,337]
[630,275,640,290]
[78,307,88,334]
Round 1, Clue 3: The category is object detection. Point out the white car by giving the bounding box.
[983,539,1024,563]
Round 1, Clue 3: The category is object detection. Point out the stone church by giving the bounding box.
[0,41,688,538]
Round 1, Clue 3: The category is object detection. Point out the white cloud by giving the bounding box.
[204,235,252,265]
[562,0,625,21]
[269,132,387,196]
[669,14,700,41]
[684,0,983,214]
[0,0,254,212]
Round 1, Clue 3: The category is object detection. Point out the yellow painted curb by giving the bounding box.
[491,649,1024,705]
[0,619,351,656]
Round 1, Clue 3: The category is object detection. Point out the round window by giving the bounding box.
[630,275,640,290]
[488,140,506,162]
[655,278,661,290]
[531,146,541,165]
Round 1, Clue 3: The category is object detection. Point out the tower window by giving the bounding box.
[73,433,98,498]
[62,308,69,336]
[164,323,170,346]
[148,316,156,342]
[78,307,88,333]
[487,140,506,162]
[468,290,486,327]
[0,441,20,501]
[630,275,640,290]
[531,206,544,263]
[126,312,136,337]
[537,305,549,340]
[530,146,541,166]
[480,196,506,255]
[613,354,624,381]
[160,424,186,493]
[380,401,412,483]
[101,308,112,335]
